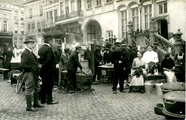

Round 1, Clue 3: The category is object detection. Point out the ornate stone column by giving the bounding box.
[127,21,133,46]
[149,20,156,45]
[173,29,185,56]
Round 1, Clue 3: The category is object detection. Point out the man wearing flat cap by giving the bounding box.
[38,36,58,105]
[66,46,83,93]
[20,36,44,111]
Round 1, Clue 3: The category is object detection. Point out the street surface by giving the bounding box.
[0,75,166,120]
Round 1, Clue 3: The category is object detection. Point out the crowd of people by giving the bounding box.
[16,33,185,112]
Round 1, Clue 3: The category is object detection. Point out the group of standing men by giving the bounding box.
[92,43,132,94]
[20,35,84,111]
[20,36,58,111]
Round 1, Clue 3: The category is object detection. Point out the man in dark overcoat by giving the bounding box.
[121,44,131,82]
[20,36,44,111]
[66,46,83,93]
[111,43,125,94]
[38,35,58,104]
[93,44,102,83]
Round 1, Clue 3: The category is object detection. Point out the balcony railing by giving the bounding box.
[55,10,83,22]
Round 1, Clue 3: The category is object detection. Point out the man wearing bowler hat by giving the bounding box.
[20,36,44,111]
[38,35,58,104]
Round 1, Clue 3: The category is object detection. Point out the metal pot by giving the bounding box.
[161,82,185,94]
[163,91,185,115]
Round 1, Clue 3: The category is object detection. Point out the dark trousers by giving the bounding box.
[67,70,76,91]
[40,69,54,103]
[93,65,100,82]
[113,68,124,91]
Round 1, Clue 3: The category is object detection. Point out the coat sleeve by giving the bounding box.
[20,52,31,71]
[73,54,82,69]
[42,47,53,66]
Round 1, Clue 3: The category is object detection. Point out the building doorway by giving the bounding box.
[85,20,102,43]
[160,20,168,39]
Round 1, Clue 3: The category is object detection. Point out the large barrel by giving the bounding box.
[76,74,93,91]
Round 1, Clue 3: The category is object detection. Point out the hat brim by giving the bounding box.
[23,40,35,44]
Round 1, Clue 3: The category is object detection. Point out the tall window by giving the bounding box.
[29,8,33,18]
[87,0,91,8]
[60,2,64,15]
[39,5,43,16]
[144,5,152,30]
[121,10,127,38]
[28,23,30,32]
[37,22,41,32]
[21,24,24,34]
[131,8,139,31]
[71,0,75,12]
[50,11,53,24]
[159,2,167,14]
[3,21,7,32]
[15,24,18,33]
[32,23,35,32]
[54,10,57,21]
[77,0,81,10]
[65,0,69,14]
[96,0,101,6]
[87,25,95,41]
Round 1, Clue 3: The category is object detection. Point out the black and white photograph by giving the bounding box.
[0,0,185,119]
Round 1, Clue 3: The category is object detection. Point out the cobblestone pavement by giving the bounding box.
[0,75,166,120]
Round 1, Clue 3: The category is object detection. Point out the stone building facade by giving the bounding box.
[0,1,25,49]
[24,0,186,48]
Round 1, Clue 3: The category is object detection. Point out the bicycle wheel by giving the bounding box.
[16,78,24,94]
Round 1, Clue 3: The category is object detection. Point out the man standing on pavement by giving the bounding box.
[112,43,125,94]
[66,46,83,93]
[38,35,58,105]
[20,36,44,111]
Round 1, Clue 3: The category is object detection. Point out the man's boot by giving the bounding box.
[26,95,38,111]
[33,92,44,108]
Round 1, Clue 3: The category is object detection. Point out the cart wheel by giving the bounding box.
[16,79,24,94]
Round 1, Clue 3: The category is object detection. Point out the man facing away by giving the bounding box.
[38,35,58,105]
[20,36,44,111]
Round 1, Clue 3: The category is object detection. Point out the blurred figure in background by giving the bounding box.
[2,46,15,70]
[93,44,102,84]
[58,48,69,86]
[2,46,15,81]
[84,45,91,69]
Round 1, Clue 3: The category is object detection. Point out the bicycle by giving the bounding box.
[15,72,42,94]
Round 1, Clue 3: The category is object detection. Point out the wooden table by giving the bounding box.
[98,65,114,86]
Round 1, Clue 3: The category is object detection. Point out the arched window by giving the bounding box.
[143,4,152,30]
[121,10,127,38]
[118,5,127,39]
[130,4,139,31]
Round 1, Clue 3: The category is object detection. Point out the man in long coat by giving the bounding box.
[38,35,58,104]
[20,36,44,111]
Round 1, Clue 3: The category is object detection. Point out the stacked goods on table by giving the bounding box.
[154,82,185,119]
[76,69,93,91]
